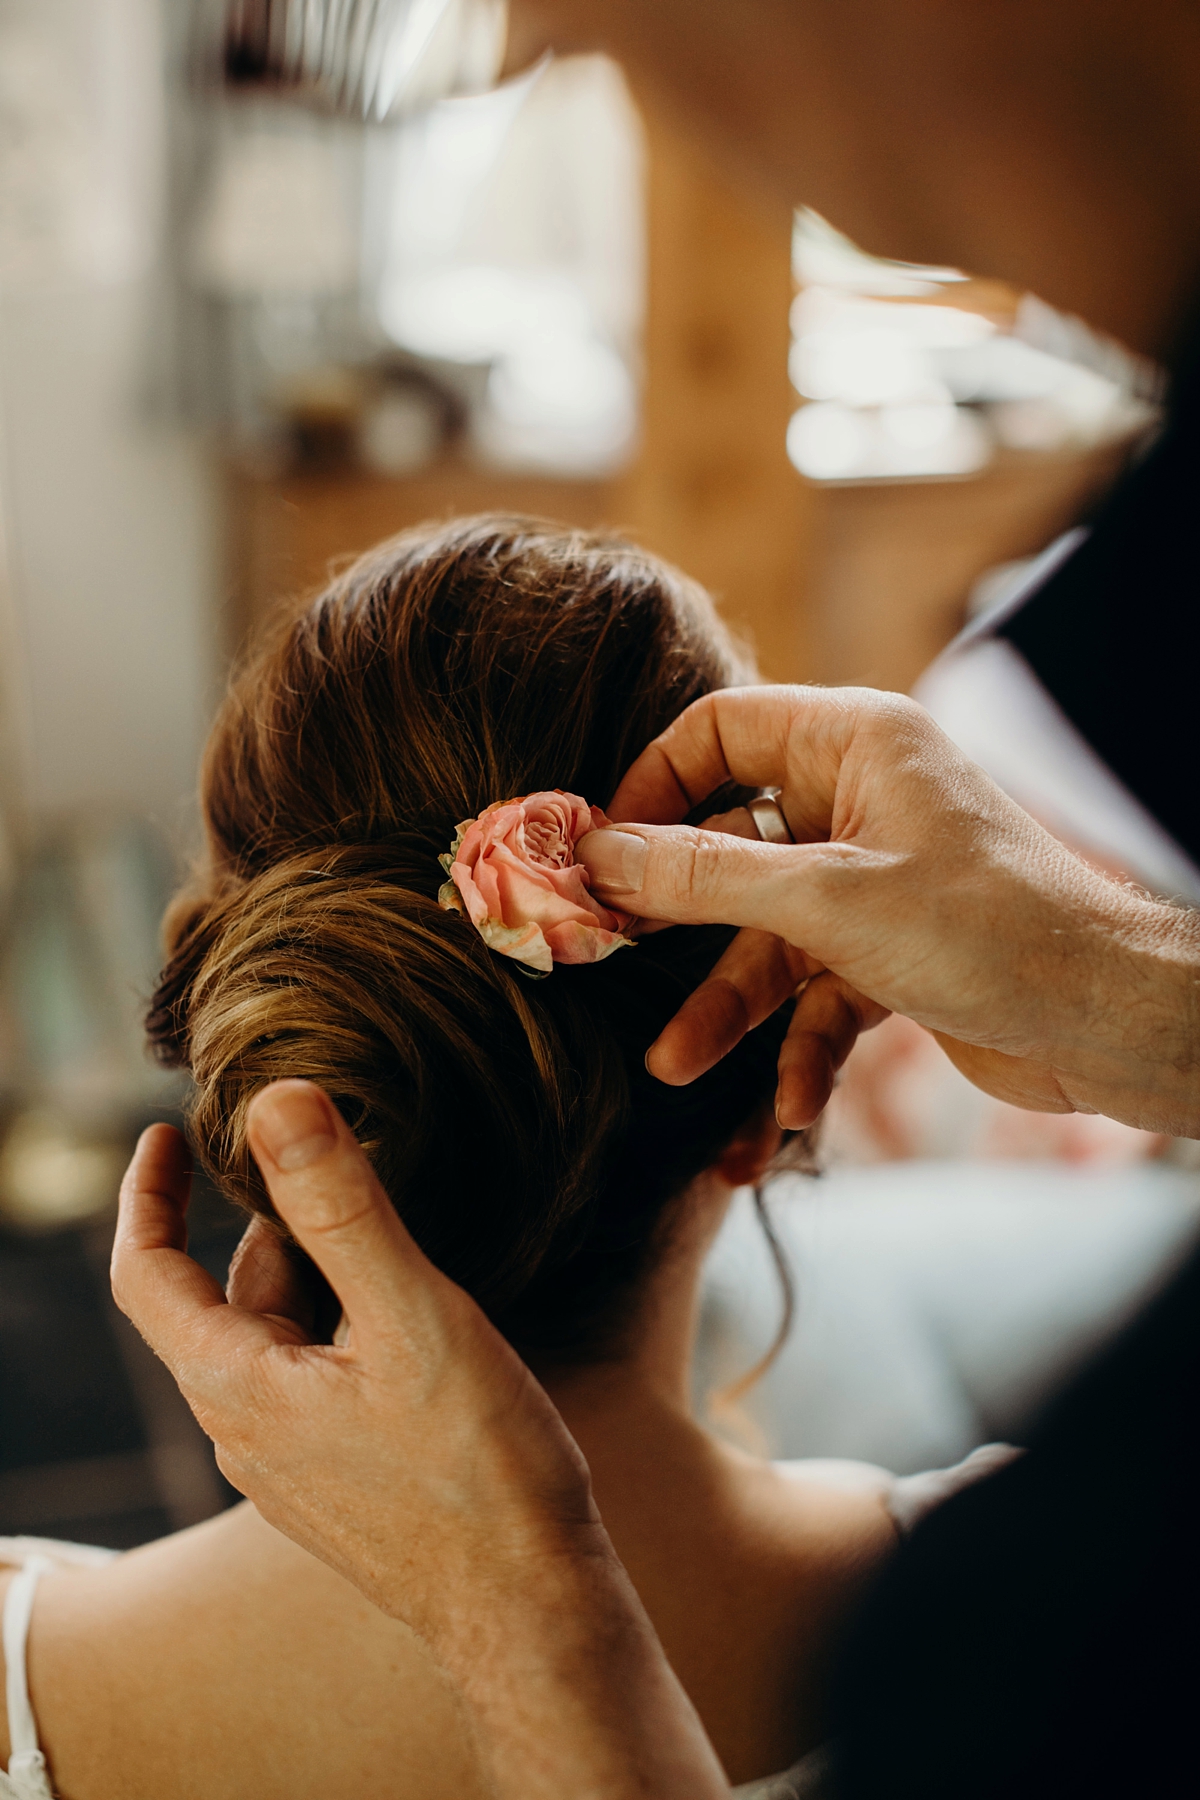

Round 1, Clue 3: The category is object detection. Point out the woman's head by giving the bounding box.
[149,515,806,1358]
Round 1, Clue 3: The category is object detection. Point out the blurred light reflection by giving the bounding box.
[374,55,643,475]
[788,212,1159,484]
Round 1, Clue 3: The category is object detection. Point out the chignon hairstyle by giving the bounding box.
[148,515,810,1358]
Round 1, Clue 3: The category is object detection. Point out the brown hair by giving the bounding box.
[149,515,809,1358]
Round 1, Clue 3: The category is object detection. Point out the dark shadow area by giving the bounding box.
[0,1147,244,1550]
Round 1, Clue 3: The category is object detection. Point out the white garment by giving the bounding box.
[1,1557,54,1800]
[0,1453,1014,1799]
[0,1538,118,1800]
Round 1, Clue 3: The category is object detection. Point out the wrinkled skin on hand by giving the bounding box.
[111,1094,597,1650]
[579,686,1200,1139]
[111,1086,727,1800]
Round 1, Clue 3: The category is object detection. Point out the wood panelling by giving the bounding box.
[617,100,811,680]
[223,83,1131,698]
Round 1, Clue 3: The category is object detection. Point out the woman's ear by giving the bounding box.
[715,1104,784,1189]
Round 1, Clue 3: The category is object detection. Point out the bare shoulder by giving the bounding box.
[774,1457,897,1502]
[774,1444,1023,1540]
[628,1442,901,1780]
[21,1505,489,1800]
[747,1454,899,1558]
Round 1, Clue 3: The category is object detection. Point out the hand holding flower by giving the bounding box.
[439,790,634,976]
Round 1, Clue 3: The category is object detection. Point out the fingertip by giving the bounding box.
[644,1035,699,1087]
[577,826,647,899]
[248,1080,341,1175]
[130,1119,189,1163]
[775,1063,828,1132]
[112,1124,196,1292]
[243,1081,423,1311]
[248,1077,330,1112]
[120,1121,192,1205]
[654,978,753,1086]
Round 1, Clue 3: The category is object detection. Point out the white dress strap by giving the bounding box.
[1,1557,56,1800]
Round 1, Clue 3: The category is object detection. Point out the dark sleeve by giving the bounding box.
[997,366,1200,866]
[831,1235,1200,1800]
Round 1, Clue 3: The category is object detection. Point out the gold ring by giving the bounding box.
[747,794,794,845]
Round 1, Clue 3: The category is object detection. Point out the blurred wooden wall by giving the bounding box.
[224,86,811,681]
[224,76,1134,698]
[614,103,810,680]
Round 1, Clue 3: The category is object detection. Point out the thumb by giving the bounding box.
[580,823,829,942]
[247,1080,445,1345]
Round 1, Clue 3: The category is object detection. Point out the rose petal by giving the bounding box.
[449,859,490,928]
[478,916,553,973]
[543,919,634,965]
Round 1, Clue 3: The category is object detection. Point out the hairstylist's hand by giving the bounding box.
[110,1085,727,1800]
[580,686,1200,1139]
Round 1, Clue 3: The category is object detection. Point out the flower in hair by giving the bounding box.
[438,790,634,978]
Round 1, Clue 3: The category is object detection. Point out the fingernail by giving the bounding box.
[578,828,646,894]
[250,1082,338,1172]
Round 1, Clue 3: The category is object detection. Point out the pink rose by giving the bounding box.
[438,790,634,976]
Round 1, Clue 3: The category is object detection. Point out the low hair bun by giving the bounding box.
[146,880,244,1071]
[163,840,630,1315]
[151,516,810,1356]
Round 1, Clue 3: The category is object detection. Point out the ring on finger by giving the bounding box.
[747,793,795,845]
